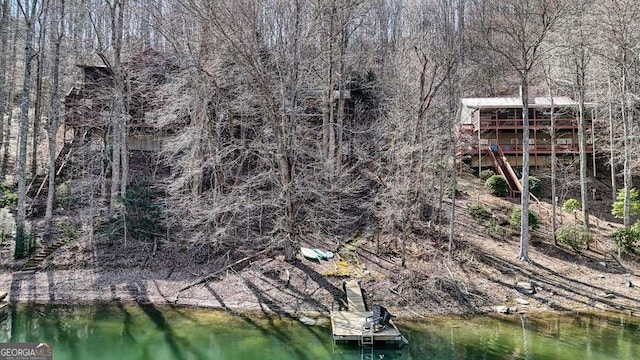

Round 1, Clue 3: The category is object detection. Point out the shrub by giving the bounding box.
[611,187,640,219]
[55,221,80,243]
[513,167,523,179]
[556,225,594,252]
[444,182,460,198]
[56,182,71,210]
[466,204,490,221]
[0,182,18,208]
[479,169,495,181]
[99,176,165,245]
[562,198,580,215]
[485,175,509,197]
[611,227,640,255]
[508,206,539,230]
[527,176,543,198]
[484,218,506,237]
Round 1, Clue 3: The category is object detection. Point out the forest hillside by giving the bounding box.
[0,0,639,314]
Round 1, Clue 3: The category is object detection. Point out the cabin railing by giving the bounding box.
[478,117,578,129]
[462,143,593,155]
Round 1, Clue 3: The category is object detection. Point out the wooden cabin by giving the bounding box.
[64,54,171,152]
[457,96,594,169]
[64,65,114,130]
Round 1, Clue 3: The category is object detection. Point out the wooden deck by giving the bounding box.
[331,280,406,346]
[330,311,404,343]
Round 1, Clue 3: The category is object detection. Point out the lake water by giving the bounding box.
[1,303,639,359]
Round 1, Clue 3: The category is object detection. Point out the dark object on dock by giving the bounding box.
[365,304,394,332]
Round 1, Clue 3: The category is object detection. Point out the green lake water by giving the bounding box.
[1,304,639,359]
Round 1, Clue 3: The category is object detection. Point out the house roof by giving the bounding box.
[461,97,522,108]
[461,96,578,109]
[460,96,580,125]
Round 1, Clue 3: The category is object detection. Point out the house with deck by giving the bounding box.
[457,96,594,195]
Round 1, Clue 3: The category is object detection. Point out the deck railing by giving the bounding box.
[461,143,593,155]
[478,118,578,129]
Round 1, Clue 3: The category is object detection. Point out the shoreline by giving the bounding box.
[2,268,639,321]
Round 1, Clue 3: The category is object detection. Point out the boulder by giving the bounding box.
[516,282,535,295]
[299,316,317,326]
[516,298,530,305]
[0,292,6,302]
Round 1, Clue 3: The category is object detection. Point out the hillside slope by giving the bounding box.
[1,173,639,318]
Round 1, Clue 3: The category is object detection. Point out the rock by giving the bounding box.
[516,282,535,295]
[299,316,317,326]
[516,298,530,305]
[314,318,328,326]
[598,275,605,279]
[304,311,322,318]
[627,280,633,288]
[594,303,607,311]
[603,293,616,299]
[598,262,607,268]
[495,306,510,314]
[0,292,6,302]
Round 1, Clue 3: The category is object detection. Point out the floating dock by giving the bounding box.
[330,280,406,347]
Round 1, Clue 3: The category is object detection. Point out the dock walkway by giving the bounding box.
[343,280,367,312]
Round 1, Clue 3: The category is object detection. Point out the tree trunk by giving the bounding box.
[576,63,590,230]
[518,80,531,262]
[281,153,296,261]
[1,0,16,174]
[45,0,64,239]
[546,72,558,246]
[323,1,336,171]
[109,101,122,213]
[15,0,39,259]
[107,0,127,213]
[608,77,616,202]
[31,5,48,177]
[0,0,9,173]
[621,69,631,228]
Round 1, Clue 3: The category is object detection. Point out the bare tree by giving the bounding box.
[44,0,65,238]
[94,0,128,214]
[374,0,460,265]
[474,0,566,262]
[598,0,640,229]
[562,3,593,230]
[0,0,10,171]
[31,3,48,177]
[15,0,41,258]
[542,65,558,245]
[1,5,18,174]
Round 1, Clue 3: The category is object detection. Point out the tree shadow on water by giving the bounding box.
[203,281,332,360]
[125,280,208,360]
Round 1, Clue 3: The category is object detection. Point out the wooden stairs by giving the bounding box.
[486,145,521,196]
[26,129,88,215]
[22,239,68,271]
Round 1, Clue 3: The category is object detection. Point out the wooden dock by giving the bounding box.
[331,280,405,347]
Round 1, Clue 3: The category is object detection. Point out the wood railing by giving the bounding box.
[462,143,593,154]
[478,118,578,129]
